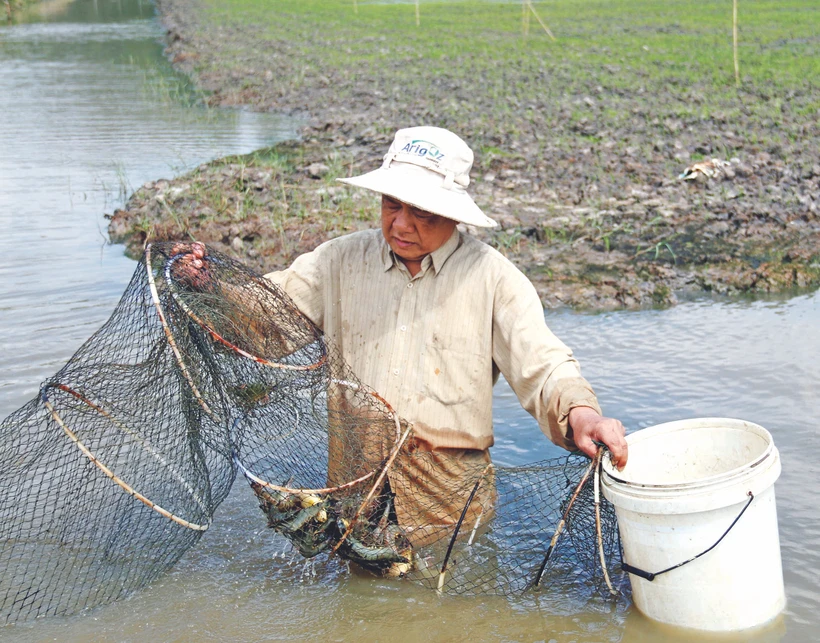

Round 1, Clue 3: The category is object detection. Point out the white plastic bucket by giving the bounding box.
[601,418,785,632]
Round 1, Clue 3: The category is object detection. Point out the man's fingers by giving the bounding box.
[581,432,627,468]
[571,414,629,469]
[573,433,598,460]
[568,409,628,468]
[170,241,206,259]
[190,242,206,259]
[607,433,628,470]
[599,420,629,469]
[169,251,212,291]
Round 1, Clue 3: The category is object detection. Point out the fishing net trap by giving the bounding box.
[0,242,628,624]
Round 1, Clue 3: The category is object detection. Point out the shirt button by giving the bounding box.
[400,325,407,332]
[407,282,413,289]
[393,369,399,375]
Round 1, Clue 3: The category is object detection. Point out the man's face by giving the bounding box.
[381,195,457,264]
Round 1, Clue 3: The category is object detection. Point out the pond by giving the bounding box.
[0,1,817,641]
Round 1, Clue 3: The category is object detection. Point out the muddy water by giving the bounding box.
[1,2,818,642]
[0,0,297,414]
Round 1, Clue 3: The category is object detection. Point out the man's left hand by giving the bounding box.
[568,406,628,470]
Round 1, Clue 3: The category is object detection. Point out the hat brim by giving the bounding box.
[337,165,497,228]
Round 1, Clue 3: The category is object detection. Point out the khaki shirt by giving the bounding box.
[265,228,600,452]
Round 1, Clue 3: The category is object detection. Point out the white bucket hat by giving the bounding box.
[337,126,497,228]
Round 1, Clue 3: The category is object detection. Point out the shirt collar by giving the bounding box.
[429,227,461,274]
[380,227,462,275]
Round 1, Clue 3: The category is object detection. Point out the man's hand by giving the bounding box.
[568,406,628,470]
[170,242,211,290]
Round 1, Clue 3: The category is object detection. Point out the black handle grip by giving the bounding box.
[621,562,655,581]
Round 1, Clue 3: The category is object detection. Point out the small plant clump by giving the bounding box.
[108,140,381,274]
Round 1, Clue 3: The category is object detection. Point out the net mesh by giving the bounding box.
[0,242,627,623]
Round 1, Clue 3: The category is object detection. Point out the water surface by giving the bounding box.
[0,0,297,413]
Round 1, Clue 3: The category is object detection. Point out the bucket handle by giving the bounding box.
[621,491,754,582]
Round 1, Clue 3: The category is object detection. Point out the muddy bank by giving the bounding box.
[109,0,820,309]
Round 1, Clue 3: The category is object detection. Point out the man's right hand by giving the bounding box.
[567,406,628,470]
[170,241,211,290]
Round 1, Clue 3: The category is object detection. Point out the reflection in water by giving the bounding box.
[1,0,819,641]
[0,0,298,414]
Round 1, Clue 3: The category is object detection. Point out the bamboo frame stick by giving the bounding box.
[41,390,210,531]
[329,423,414,555]
[532,456,597,587]
[146,245,217,420]
[733,0,740,87]
[437,463,494,592]
[528,1,556,41]
[415,0,420,27]
[467,506,485,546]
[593,448,617,595]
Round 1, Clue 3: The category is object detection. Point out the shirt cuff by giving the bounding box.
[544,377,602,452]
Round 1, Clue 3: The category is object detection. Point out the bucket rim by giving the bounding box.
[601,417,774,491]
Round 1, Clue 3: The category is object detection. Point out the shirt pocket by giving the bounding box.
[422,334,482,406]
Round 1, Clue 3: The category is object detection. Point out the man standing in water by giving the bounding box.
[180,126,627,540]
[263,126,627,465]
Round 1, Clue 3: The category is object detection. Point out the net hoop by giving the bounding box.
[164,254,328,372]
[356,384,403,443]
[233,380,403,495]
[41,384,211,532]
[233,452,375,496]
[145,244,218,421]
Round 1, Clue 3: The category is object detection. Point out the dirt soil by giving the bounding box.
[108,0,820,310]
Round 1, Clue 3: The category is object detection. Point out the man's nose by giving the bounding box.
[393,205,415,232]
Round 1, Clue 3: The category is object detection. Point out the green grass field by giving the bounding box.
[204,0,818,90]
[188,0,818,169]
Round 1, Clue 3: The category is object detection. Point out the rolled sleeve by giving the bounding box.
[545,376,602,451]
